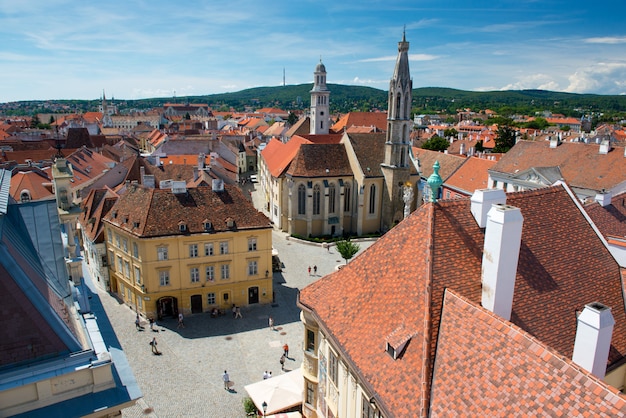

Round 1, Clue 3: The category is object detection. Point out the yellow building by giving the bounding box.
[103,181,273,319]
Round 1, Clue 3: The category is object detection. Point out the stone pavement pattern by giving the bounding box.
[86,186,374,418]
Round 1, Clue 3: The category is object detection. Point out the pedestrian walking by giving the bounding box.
[313,265,317,275]
[149,317,155,331]
[269,316,274,330]
[150,337,160,354]
[280,354,286,371]
[222,370,230,390]
[232,304,237,318]
[268,371,272,378]
[283,343,289,357]
[135,315,141,330]
[235,307,242,319]
[263,371,269,380]
[308,266,311,275]
[177,312,185,328]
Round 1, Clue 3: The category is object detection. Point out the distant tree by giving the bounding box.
[444,116,456,124]
[30,114,41,128]
[560,125,570,132]
[184,112,191,120]
[493,125,517,153]
[336,239,360,264]
[443,127,458,138]
[287,112,298,126]
[421,136,450,152]
[524,117,549,130]
[475,140,484,152]
[49,115,55,124]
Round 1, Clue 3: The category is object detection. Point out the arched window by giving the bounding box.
[369,184,376,214]
[402,124,408,144]
[313,184,321,215]
[400,147,406,167]
[344,184,351,212]
[20,190,31,203]
[329,183,336,213]
[298,184,306,215]
[396,94,401,119]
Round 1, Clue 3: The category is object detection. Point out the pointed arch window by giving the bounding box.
[329,183,336,213]
[344,183,351,212]
[313,184,321,215]
[400,147,406,167]
[396,94,401,119]
[298,184,306,215]
[369,184,376,214]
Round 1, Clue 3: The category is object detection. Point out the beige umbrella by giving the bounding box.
[244,369,303,415]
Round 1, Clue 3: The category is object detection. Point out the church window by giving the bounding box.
[404,96,410,119]
[298,184,306,215]
[344,184,351,212]
[313,184,321,215]
[369,184,376,214]
[400,147,406,167]
[329,183,336,213]
[396,94,401,119]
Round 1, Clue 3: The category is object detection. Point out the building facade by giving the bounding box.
[103,182,273,319]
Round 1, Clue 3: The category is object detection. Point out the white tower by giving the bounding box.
[310,59,329,134]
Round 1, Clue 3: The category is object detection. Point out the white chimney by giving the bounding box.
[471,188,507,228]
[572,302,614,379]
[549,136,559,148]
[481,204,523,321]
[599,140,610,155]
[459,143,466,155]
[595,190,612,207]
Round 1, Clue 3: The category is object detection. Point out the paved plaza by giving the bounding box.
[84,186,374,418]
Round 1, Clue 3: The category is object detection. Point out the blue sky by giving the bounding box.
[1,0,625,102]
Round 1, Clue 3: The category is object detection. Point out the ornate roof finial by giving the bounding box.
[403,25,406,42]
[427,161,443,203]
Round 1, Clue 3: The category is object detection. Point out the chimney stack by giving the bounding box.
[599,139,610,155]
[572,302,614,379]
[481,204,524,321]
[471,188,507,228]
[595,190,612,207]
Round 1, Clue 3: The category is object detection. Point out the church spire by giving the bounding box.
[310,59,330,134]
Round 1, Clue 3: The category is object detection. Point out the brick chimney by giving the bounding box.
[470,188,507,228]
[481,204,524,321]
[572,302,614,379]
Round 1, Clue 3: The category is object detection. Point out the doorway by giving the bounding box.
[157,296,178,320]
[248,286,259,304]
[191,294,203,314]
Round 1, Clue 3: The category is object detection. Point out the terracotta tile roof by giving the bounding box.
[294,134,343,144]
[79,187,118,242]
[0,148,59,164]
[9,169,53,201]
[584,191,626,239]
[286,144,352,178]
[65,147,116,188]
[104,184,271,237]
[412,147,466,180]
[331,112,387,133]
[285,116,310,138]
[430,290,626,416]
[299,185,626,416]
[344,133,387,177]
[444,156,496,195]
[261,136,311,178]
[491,140,626,192]
[160,154,208,166]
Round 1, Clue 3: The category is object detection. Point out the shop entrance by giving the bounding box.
[157,296,178,320]
[191,294,203,314]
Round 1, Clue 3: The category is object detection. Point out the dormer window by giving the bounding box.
[133,221,140,228]
[179,222,187,232]
[386,325,412,360]
[203,219,212,231]
[20,190,31,203]
[112,211,117,219]
[226,218,235,229]
[124,216,129,223]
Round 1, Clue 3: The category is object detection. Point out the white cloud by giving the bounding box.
[564,63,626,94]
[499,74,560,91]
[584,36,626,44]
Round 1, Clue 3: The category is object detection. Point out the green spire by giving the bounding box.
[427,161,443,203]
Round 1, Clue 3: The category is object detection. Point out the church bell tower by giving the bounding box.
[310,59,330,134]
[380,31,413,230]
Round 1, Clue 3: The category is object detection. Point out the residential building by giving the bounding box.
[103,182,273,319]
[489,139,626,200]
[441,155,496,199]
[298,183,626,417]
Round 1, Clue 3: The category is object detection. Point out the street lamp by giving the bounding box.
[262,401,267,416]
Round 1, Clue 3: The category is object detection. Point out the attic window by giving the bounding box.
[133,221,140,228]
[386,325,412,360]
[179,222,187,232]
[112,211,117,219]
[226,218,235,229]
[203,220,213,231]
[124,216,129,223]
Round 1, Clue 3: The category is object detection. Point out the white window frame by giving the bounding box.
[206,265,215,281]
[189,244,198,258]
[157,246,168,261]
[248,238,257,252]
[159,270,170,286]
[190,267,200,283]
[221,264,230,279]
[248,260,258,276]
[220,241,229,255]
[205,243,214,256]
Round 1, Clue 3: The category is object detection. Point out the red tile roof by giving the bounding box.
[584,191,626,239]
[412,147,466,180]
[104,184,271,237]
[430,290,626,416]
[285,144,352,178]
[299,185,626,416]
[444,156,496,195]
[79,187,119,242]
[331,112,388,133]
[261,136,311,178]
[491,140,626,192]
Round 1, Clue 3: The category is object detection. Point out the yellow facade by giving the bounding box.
[105,224,273,319]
